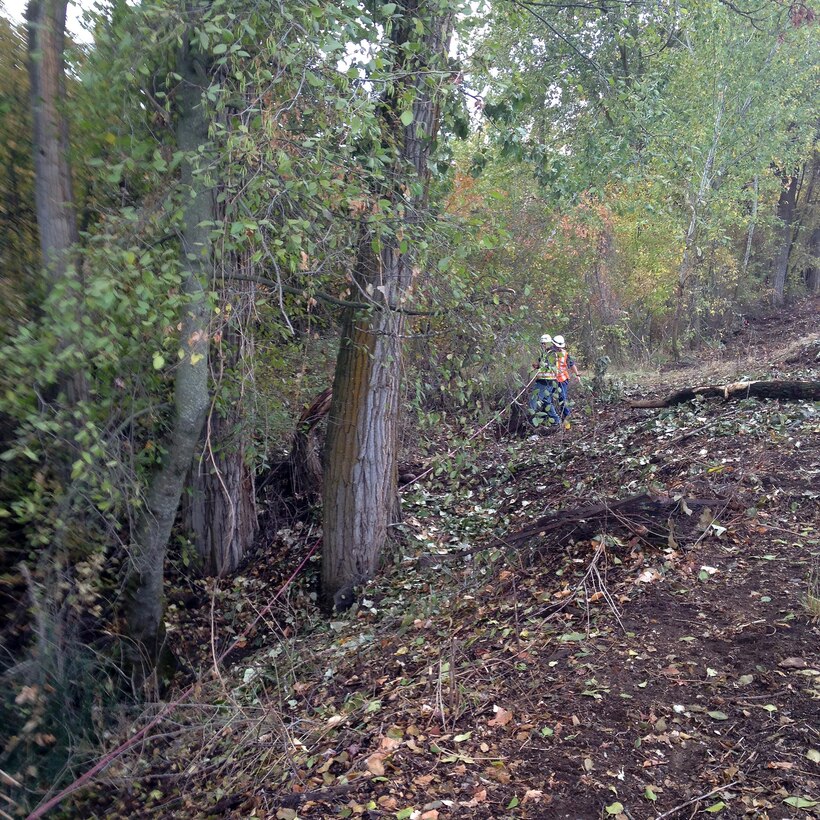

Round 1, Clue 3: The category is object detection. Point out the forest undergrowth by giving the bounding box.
[12,298,820,819]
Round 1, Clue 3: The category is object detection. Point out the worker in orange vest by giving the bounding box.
[529,334,562,431]
[552,335,581,429]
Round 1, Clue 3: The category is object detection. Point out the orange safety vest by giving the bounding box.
[555,349,571,382]
[535,349,558,380]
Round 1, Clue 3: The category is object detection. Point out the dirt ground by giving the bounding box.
[44,298,820,819]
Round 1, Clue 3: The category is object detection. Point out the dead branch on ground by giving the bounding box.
[494,493,719,556]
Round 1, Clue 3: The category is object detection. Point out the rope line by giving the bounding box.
[401,376,539,489]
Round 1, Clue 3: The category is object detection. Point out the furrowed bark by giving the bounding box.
[290,388,332,501]
[321,1,454,607]
[184,277,257,578]
[186,407,257,578]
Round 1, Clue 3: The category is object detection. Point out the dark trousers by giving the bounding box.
[529,380,561,427]
[556,380,571,418]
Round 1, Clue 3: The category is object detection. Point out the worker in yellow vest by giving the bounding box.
[552,335,581,429]
[529,334,561,431]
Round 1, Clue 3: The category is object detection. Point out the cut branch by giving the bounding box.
[290,387,332,500]
[492,493,720,556]
[256,388,332,516]
[629,380,820,409]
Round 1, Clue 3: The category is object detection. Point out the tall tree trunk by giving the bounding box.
[792,144,819,294]
[321,1,454,607]
[771,170,799,305]
[806,226,820,294]
[124,37,212,683]
[584,222,620,360]
[322,261,404,608]
[26,0,77,270]
[184,279,258,578]
[670,90,724,358]
[739,174,758,290]
[186,409,257,577]
[26,0,85,402]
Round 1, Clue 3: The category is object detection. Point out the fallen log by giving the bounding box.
[629,380,820,409]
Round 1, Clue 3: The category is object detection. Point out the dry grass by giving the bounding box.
[805,561,820,621]
[616,331,820,392]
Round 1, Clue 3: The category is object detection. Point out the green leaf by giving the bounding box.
[506,796,519,808]
[382,2,397,14]
[605,802,624,814]
[400,110,414,127]
[707,711,728,720]
[559,632,586,642]
[806,749,820,763]
[705,801,726,812]
[644,786,657,801]
[395,809,414,820]
[453,732,471,742]
[152,353,165,370]
[212,42,228,54]
[783,796,819,809]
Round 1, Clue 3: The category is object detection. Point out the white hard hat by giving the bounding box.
[540,334,552,344]
[553,334,566,348]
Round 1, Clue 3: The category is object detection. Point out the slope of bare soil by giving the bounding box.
[38,299,820,819]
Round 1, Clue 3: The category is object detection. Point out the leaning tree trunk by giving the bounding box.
[124,36,212,684]
[771,170,799,305]
[289,388,332,501]
[321,1,454,608]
